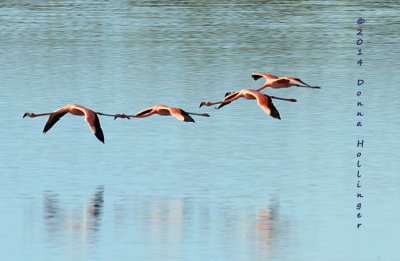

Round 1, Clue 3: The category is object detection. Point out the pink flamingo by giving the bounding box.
[252,72,321,90]
[200,89,296,119]
[23,104,117,143]
[114,105,210,122]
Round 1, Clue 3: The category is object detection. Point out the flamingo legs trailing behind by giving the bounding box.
[252,72,321,91]
[114,105,210,122]
[23,104,118,143]
[201,89,297,119]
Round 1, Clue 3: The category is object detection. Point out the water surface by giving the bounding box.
[1,1,399,260]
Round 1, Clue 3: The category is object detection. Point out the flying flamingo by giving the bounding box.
[200,89,297,119]
[252,73,321,91]
[114,105,210,122]
[23,104,118,143]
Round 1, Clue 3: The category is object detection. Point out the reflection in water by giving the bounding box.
[43,186,104,244]
[112,195,283,260]
[252,201,285,261]
[39,186,286,259]
[254,205,272,252]
[40,187,285,259]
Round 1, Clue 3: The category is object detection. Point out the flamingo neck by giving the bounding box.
[256,84,270,91]
[31,112,52,117]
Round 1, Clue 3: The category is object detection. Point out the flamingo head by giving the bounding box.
[199,101,211,108]
[23,112,34,118]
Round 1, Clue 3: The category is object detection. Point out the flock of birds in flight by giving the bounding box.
[23,73,321,143]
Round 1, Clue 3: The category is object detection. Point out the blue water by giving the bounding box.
[1,1,399,260]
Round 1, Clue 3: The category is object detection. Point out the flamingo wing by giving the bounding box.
[284,77,311,86]
[135,108,154,117]
[216,92,234,108]
[92,114,105,143]
[252,73,279,81]
[255,94,281,119]
[217,91,240,109]
[265,96,281,120]
[43,111,68,133]
[177,109,195,122]
[273,78,291,86]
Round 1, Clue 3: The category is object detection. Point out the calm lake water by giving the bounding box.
[1,0,399,260]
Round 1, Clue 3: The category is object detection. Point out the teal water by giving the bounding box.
[1,1,399,260]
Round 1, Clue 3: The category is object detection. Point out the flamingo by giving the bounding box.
[23,104,117,143]
[201,89,297,119]
[114,105,210,122]
[252,73,321,90]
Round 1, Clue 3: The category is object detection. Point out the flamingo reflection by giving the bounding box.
[44,186,104,242]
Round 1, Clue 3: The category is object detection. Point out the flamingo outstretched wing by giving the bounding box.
[43,111,68,133]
